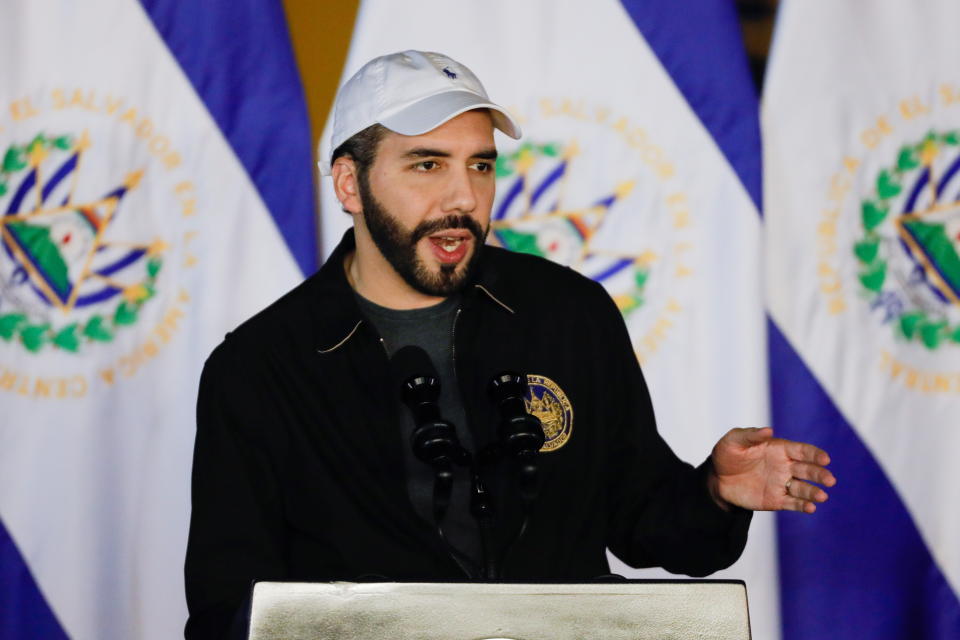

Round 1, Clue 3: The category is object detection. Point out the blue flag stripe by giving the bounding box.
[618,0,761,212]
[769,321,960,639]
[0,518,68,640]
[138,0,317,275]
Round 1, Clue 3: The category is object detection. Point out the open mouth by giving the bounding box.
[426,232,471,263]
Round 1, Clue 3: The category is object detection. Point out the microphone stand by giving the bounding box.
[494,452,540,575]
[430,454,481,578]
[470,471,499,580]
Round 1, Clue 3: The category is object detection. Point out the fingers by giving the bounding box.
[781,476,829,514]
[790,461,837,488]
[784,439,831,466]
[785,477,829,504]
[730,426,773,445]
[783,497,818,514]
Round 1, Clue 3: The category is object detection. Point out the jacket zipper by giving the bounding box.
[450,307,462,376]
[450,305,481,578]
[450,305,466,424]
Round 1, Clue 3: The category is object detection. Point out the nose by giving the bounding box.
[440,165,477,215]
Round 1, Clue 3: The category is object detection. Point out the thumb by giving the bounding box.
[738,426,773,445]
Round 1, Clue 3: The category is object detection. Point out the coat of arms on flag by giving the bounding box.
[0,2,313,636]
[852,128,960,350]
[487,98,697,366]
[1,131,165,354]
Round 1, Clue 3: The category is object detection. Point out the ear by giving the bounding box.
[331,156,362,215]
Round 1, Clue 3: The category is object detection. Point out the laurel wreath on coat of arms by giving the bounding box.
[853,129,960,350]
[0,132,164,354]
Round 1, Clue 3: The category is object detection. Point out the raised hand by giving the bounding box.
[708,427,836,513]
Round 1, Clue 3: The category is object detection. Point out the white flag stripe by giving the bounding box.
[765,0,960,605]
[0,1,303,638]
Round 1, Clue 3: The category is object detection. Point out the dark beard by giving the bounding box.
[359,181,488,297]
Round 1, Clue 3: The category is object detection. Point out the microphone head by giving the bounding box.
[487,371,545,458]
[390,346,460,467]
[488,371,527,403]
[390,345,440,407]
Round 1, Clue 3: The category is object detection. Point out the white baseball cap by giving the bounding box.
[319,50,522,175]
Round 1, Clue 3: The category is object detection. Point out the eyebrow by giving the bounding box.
[402,147,498,160]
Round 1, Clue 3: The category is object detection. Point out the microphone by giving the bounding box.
[487,371,545,577]
[391,345,478,577]
[488,372,545,459]
[391,345,464,469]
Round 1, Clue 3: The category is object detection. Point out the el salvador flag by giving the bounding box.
[0,1,314,638]
[765,0,960,638]
[320,1,777,637]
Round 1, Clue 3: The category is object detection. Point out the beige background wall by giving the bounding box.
[282,0,361,161]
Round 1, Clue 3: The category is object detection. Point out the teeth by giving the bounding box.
[436,237,463,252]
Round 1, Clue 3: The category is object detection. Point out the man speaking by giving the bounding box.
[184,50,835,639]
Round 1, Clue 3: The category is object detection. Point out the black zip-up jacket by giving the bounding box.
[184,230,751,639]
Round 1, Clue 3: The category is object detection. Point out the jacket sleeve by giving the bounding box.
[184,340,289,639]
[592,284,752,576]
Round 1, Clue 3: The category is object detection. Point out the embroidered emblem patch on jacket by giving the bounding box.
[524,374,573,452]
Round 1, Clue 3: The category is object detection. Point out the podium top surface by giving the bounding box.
[248,580,751,640]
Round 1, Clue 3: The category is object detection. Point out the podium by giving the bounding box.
[247,580,751,639]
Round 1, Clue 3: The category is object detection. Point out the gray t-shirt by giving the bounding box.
[354,292,481,572]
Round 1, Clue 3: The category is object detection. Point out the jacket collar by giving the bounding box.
[312,229,516,353]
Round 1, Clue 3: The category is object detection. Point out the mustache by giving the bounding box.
[411,215,486,244]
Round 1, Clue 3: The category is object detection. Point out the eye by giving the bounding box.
[414,160,439,172]
[472,161,493,173]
